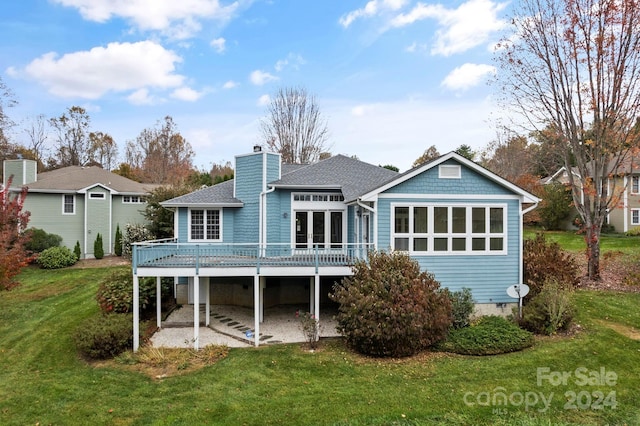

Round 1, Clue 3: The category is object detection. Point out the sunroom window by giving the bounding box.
[392,204,507,254]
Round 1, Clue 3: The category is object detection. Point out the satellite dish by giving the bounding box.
[507,284,530,299]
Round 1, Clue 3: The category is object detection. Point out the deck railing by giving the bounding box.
[132,241,373,273]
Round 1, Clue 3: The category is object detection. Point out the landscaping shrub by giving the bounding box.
[438,316,534,355]
[74,313,133,359]
[94,233,104,259]
[538,182,573,230]
[24,228,62,253]
[523,233,579,298]
[114,224,123,256]
[37,246,78,269]
[74,240,81,260]
[96,269,160,314]
[445,287,475,329]
[122,223,154,259]
[519,279,575,335]
[330,251,452,357]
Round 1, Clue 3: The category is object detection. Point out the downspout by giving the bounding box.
[357,198,376,250]
[520,201,539,286]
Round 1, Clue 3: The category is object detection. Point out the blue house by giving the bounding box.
[132,147,539,350]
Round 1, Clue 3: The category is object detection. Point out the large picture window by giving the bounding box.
[392,204,507,254]
[189,209,221,241]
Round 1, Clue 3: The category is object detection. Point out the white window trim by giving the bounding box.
[390,202,508,255]
[439,165,461,179]
[89,193,105,200]
[188,208,223,242]
[631,208,640,225]
[62,194,75,215]
[123,195,144,204]
[632,176,640,194]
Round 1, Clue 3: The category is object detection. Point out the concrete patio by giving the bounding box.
[150,304,341,349]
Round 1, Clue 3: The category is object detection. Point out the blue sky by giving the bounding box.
[1,0,510,172]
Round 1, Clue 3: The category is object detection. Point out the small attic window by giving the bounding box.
[89,193,105,199]
[439,165,461,179]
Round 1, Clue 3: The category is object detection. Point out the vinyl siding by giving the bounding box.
[23,193,85,252]
[376,159,524,304]
[86,187,111,256]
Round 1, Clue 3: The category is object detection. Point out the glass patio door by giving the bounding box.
[295,211,343,249]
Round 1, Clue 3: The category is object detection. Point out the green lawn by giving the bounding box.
[524,228,640,254]
[1,266,639,425]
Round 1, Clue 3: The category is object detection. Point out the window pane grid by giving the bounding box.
[391,205,505,254]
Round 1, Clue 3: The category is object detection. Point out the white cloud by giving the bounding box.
[274,53,306,72]
[222,80,239,89]
[405,41,428,53]
[339,0,407,28]
[441,63,496,91]
[171,86,203,101]
[351,104,378,116]
[257,94,271,106]
[127,88,156,105]
[249,70,278,86]
[22,41,185,99]
[52,0,239,39]
[210,37,226,53]
[390,0,507,56]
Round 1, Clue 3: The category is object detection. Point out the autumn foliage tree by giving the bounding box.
[496,0,640,279]
[0,178,32,290]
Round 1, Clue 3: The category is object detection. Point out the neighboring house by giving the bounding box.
[543,156,640,233]
[2,159,155,258]
[131,147,539,350]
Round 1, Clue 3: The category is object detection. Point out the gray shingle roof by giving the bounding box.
[25,166,155,194]
[161,179,243,207]
[270,154,399,202]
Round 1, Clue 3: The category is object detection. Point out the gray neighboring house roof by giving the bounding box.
[270,154,399,202]
[25,166,156,194]
[162,179,243,208]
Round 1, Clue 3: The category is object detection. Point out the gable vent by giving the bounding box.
[439,165,461,179]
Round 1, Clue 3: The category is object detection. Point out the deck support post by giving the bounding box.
[156,277,162,329]
[309,276,315,315]
[254,275,260,347]
[193,275,200,351]
[133,274,140,352]
[314,274,320,329]
[205,277,210,327]
[259,276,265,323]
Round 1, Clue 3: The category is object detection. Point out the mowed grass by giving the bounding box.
[1,265,639,425]
[524,228,640,254]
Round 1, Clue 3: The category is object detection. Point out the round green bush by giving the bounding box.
[519,279,575,335]
[96,269,167,314]
[74,313,133,359]
[37,246,78,269]
[331,251,452,358]
[439,316,534,355]
[24,228,63,253]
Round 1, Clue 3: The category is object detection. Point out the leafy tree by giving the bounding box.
[261,86,330,164]
[88,131,118,170]
[114,224,122,256]
[480,133,536,181]
[0,76,17,151]
[538,182,573,230]
[143,185,192,239]
[0,178,32,290]
[330,251,452,357]
[381,164,399,172]
[496,0,640,279]
[455,144,475,161]
[94,233,104,259]
[210,160,234,184]
[412,145,440,168]
[125,116,194,183]
[49,106,92,167]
